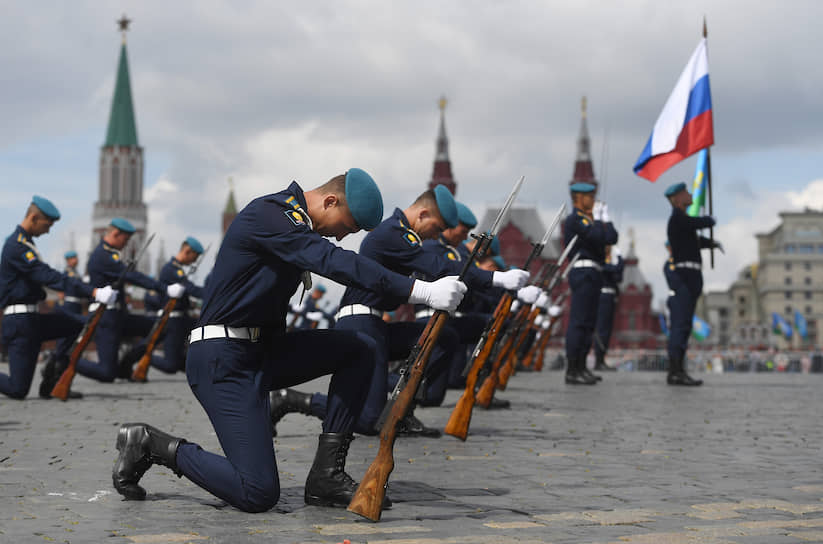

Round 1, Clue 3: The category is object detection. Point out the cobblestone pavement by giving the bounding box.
[1,366,822,544]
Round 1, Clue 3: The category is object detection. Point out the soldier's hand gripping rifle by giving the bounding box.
[522,291,568,369]
[497,234,579,389]
[475,233,577,406]
[347,176,524,522]
[51,234,155,400]
[132,243,211,382]
[443,203,566,441]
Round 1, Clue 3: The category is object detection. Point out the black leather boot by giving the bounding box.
[667,356,703,386]
[39,354,82,399]
[117,345,145,380]
[565,357,597,385]
[396,406,442,437]
[594,353,616,371]
[269,389,314,437]
[112,423,185,500]
[580,365,603,382]
[484,396,511,410]
[304,433,391,508]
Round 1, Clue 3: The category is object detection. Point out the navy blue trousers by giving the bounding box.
[0,312,84,399]
[594,292,616,358]
[75,310,163,382]
[565,268,603,361]
[417,313,488,390]
[150,316,194,374]
[325,314,457,434]
[668,269,702,361]
[176,328,377,512]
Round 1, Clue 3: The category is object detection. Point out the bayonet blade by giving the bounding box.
[540,203,566,247]
[488,175,524,238]
[555,234,578,268]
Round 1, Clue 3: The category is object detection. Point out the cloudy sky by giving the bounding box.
[1,1,821,310]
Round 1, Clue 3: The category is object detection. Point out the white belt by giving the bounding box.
[4,304,37,315]
[415,309,462,319]
[572,259,602,271]
[675,261,701,270]
[88,302,118,312]
[601,287,616,295]
[335,304,383,320]
[189,325,261,344]
[63,296,84,304]
[157,309,185,318]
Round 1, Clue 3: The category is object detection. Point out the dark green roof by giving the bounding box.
[104,44,138,147]
[224,189,237,215]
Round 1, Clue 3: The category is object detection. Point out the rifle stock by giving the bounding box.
[51,233,154,400]
[497,304,542,389]
[444,294,512,441]
[50,307,107,400]
[131,298,177,382]
[348,311,447,521]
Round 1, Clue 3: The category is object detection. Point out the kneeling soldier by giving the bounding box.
[112,169,466,512]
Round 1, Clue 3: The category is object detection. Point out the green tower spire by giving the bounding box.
[104,18,138,147]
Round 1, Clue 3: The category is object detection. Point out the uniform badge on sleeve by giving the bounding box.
[446,251,457,261]
[24,250,36,263]
[403,231,421,247]
[112,253,120,261]
[177,269,185,277]
[285,210,306,226]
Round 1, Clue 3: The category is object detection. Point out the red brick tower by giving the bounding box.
[428,96,457,195]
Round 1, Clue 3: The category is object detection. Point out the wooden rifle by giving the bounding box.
[443,204,566,440]
[475,234,578,405]
[347,176,524,522]
[131,244,211,382]
[522,291,567,369]
[51,234,155,400]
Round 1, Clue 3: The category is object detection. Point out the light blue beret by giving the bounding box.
[315,284,327,293]
[64,250,78,259]
[664,182,688,198]
[345,168,384,231]
[489,236,501,257]
[492,255,507,270]
[455,202,477,228]
[569,182,597,194]
[184,236,204,254]
[110,217,136,234]
[32,195,60,220]
[433,184,458,228]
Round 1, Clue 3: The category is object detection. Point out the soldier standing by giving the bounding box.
[112,169,466,512]
[563,182,618,384]
[593,245,624,371]
[0,196,117,399]
[664,182,722,386]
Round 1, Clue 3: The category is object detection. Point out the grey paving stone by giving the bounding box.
[1,366,822,544]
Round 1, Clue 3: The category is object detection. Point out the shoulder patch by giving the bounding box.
[581,218,589,226]
[446,250,457,261]
[403,230,421,247]
[176,268,185,277]
[24,250,36,263]
[284,209,306,226]
[111,253,120,261]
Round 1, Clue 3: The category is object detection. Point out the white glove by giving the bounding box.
[535,292,550,309]
[492,269,529,291]
[612,245,622,260]
[548,305,562,318]
[541,318,551,330]
[516,285,542,304]
[166,283,186,299]
[510,300,521,313]
[306,311,324,321]
[408,276,467,313]
[94,285,118,305]
[592,201,603,221]
[534,315,544,328]
[601,202,610,222]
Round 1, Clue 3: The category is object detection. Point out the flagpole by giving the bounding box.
[704,16,715,269]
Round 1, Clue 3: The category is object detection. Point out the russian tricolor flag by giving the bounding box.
[633,38,714,182]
